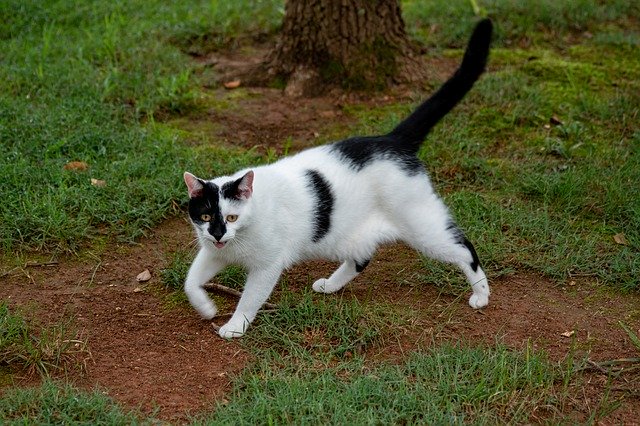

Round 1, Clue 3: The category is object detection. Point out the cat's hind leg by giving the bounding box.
[403,210,490,308]
[312,259,370,294]
[454,236,490,309]
[414,235,489,308]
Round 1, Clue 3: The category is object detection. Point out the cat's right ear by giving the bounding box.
[184,172,204,198]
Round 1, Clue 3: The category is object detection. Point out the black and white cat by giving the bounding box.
[184,19,493,338]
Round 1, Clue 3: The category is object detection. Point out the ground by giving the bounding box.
[2,85,639,423]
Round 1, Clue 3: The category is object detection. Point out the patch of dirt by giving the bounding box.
[207,87,352,153]
[184,86,421,157]
[2,57,639,424]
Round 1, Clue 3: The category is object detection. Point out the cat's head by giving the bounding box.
[183,171,254,249]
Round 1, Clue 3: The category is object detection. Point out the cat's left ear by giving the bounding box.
[236,170,254,200]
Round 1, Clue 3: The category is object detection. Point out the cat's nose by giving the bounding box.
[209,221,226,241]
[211,230,225,241]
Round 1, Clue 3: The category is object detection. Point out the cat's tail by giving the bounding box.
[388,18,493,151]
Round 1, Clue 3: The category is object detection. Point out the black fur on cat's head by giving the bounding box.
[184,171,254,248]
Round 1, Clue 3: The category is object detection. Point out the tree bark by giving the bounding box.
[260,0,426,96]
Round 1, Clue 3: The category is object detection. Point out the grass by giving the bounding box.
[0,0,283,253]
[244,288,390,362]
[0,303,89,378]
[199,343,565,425]
[403,0,640,48]
[0,380,148,425]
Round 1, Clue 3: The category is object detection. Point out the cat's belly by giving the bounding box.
[297,213,401,263]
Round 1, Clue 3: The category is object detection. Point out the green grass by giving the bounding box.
[160,249,193,291]
[198,343,566,425]
[0,303,88,378]
[244,288,390,362]
[0,380,148,425]
[403,0,640,48]
[0,0,282,253]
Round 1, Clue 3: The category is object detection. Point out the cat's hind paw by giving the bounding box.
[468,293,489,309]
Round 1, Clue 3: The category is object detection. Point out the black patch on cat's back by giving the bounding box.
[330,136,424,175]
[305,169,334,242]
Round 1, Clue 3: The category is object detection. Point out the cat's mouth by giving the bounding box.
[214,241,226,249]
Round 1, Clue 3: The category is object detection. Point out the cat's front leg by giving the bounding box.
[219,266,282,338]
[185,248,227,319]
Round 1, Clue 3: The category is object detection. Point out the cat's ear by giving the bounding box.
[236,170,254,200]
[184,172,204,198]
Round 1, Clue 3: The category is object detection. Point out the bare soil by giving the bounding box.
[2,78,639,424]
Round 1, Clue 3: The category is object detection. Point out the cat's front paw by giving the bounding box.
[468,293,489,309]
[218,318,249,339]
[195,303,217,320]
[313,278,338,294]
[312,278,329,293]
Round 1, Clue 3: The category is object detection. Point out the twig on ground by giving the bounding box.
[213,309,279,320]
[24,261,59,268]
[0,266,19,278]
[579,358,640,376]
[1,261,59,278]
[203,282,278,309]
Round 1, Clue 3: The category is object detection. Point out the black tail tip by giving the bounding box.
[461,18,493,70]
[472,18,493,43]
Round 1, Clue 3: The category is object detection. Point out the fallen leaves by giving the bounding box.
[223,80,241,89]
[613,233,629,246]
[549,115,563,126]
[90,178,106,187]
[561,330,575,338]
[63,161,89,171]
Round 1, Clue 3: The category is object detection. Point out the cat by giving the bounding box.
[183,19,493,338]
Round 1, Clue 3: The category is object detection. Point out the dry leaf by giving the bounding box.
[561,330,575,338]
[223,80,241,89]
[136,269,151,282]
[550,115,563,125]
[133,286,143,293]
[319,110,336,118]
[90,178,106,187]
[613,233,629,246]
[64,161,89,171]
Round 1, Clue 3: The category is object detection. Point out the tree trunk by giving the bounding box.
[262,0,426,96]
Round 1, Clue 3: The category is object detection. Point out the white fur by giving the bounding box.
[184,145,490,338]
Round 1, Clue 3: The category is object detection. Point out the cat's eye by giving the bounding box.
[226,214,238,223]
[200,214,211,222]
